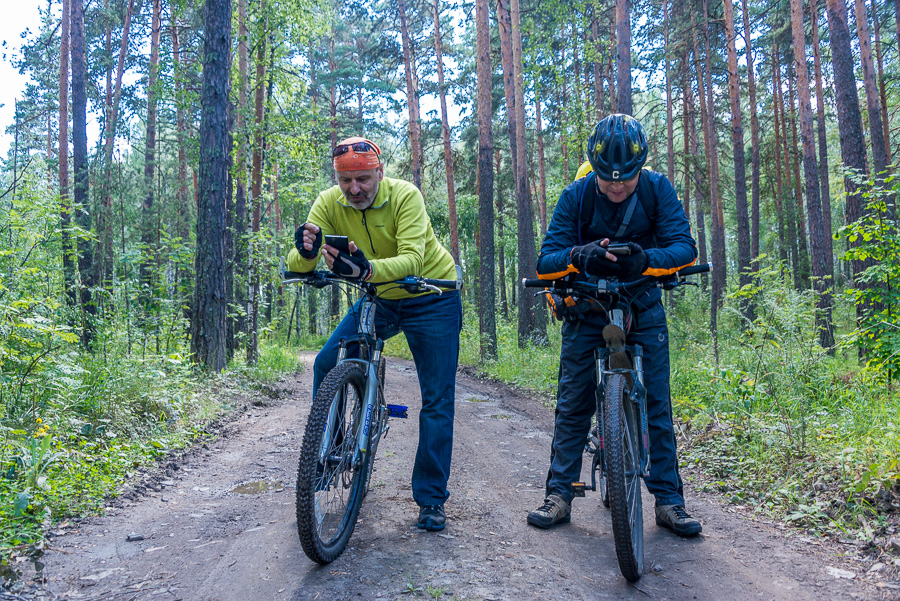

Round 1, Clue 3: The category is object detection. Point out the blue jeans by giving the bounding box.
[546,299,684,507]
[313,291,462,507]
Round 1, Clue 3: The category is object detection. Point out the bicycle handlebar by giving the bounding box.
[280,258,462,293]
[522,262,713,294]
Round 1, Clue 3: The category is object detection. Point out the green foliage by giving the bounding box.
[837,171,900,377]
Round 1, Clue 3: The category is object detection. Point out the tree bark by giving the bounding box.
[397,0,423,189]
[432,0,459,262]
[193,0,231,372]
[771,51,789,273]
[59,0,76,308]
[723,0,752,322]
[615,0,632,115]
[171,14,191,244]
[591,11,604,120]
[476,0,497,359]
[774,50,800,283]
[233,0,249,349]
[825,0,871,328]
[854,0,889,176]
[71,0,96,349]
[810,0,835,281]
[871,0,891,163]
[664,0,675,186]
[791,0,835,348]
[788,74,812,289]
[496,0,519,180]
[741,0,761,268]
[248,0,268,366]
[140,0,161,313]
[495,151,508,320]
[511,0,545,344]
[535,90,548,236]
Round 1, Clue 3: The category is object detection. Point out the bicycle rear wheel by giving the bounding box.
[603,373,643,582]
[296,362,371,564]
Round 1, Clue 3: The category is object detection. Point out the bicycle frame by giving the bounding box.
[318,297,386,472]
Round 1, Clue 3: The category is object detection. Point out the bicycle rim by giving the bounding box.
[296,362,370,564]
[604,373,644,582]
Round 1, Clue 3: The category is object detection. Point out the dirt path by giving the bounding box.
[34,353,897,600]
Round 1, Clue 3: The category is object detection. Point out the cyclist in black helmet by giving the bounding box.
[527,114,702,537]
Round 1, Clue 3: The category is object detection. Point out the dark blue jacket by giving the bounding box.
[537,169,697,281]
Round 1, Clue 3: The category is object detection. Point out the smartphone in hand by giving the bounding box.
[606,243,632,256]
[324,235,350,254]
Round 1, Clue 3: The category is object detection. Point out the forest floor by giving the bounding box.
[9,352,900,601]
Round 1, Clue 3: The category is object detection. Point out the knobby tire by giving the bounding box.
[604,373,644,582]
[296,362,371,564]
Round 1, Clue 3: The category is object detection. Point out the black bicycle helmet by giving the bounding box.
[587,114,648,181]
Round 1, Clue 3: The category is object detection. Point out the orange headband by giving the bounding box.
[333,137,382,171]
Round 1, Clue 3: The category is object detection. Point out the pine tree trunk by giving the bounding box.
[140,0,161,316]
[810,0,835,281]
[854,0,889,176]
[825,0,872,334]
[591,12,604,120]
[397,0,423,190]
[771,52,789,274]
[234,0,249,348]
[248,0,268,366]
[495,151,508,320]
[664,0,674,185]
[511,0,545,344]
[871,0,891,163]
[59,0,76,309]
[535,90,548,235]
[774,51,800,284]
[724,0,752,322]
[192,0,231,372]
[432,0,459,262]
[71,0,97,349]
[496,0,519,180]
[791,0,835,348]
[615,0,632,115]
[741,0,761,268]
[476,0,497,359]
[687,93,709,291]
[788,75,812,288]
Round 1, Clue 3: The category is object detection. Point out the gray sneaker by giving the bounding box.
[527,494,571,529]
[655,504,702,537]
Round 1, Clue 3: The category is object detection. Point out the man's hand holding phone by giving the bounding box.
[322,237,372,280]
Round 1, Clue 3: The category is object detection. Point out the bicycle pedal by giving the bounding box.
[386,404,408,418]
[572,482,590,497]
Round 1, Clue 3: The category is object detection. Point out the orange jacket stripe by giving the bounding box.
[643,259,697,277]
[537,264,580,280]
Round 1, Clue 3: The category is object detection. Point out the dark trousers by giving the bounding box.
[313,291,462,507]
[546,300,684,506]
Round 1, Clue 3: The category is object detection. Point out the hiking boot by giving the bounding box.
[655,504,702,537]
[417,505,446,531]
[527,494,571,529]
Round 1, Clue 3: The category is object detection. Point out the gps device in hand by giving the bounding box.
[324,235,350,254]
[606,243,632,256]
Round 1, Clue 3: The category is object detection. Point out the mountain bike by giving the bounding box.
[280,260,461,564]
[524,262,711,582]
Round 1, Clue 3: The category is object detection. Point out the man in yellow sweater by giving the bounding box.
[286,137,461,531]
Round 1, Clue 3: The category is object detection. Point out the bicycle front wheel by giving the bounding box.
[296,362,371,564]
[603,373,644,582]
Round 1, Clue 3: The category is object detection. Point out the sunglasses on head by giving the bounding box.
[332,142,379,157]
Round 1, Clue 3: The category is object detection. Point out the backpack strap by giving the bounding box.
[614,193,639,238]
[576,172,595,245]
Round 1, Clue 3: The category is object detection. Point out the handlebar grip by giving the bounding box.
[282,270,309,280]
[522,278,548,288]
[677,262,712,276]
[423,278,462,290]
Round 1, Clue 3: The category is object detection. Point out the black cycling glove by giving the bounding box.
[331,247,372,280]
[294,224,321,260]
[614,242,649,280]
[570,241,620,277]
